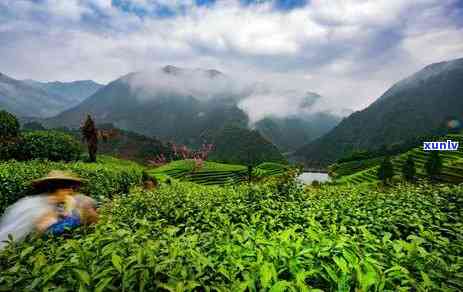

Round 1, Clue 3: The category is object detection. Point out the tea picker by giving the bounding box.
[0,171,98,249]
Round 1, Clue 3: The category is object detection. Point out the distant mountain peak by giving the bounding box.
[161,65,224,78]
[380,57,463,102]
[162,65,183,75]
[0,73,103,118]
[203,69,223,78]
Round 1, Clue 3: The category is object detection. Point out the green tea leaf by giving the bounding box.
[74,269,91,285]
[112,254,123,273]
[95,277,113,292]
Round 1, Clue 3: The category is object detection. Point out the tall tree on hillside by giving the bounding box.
[247,164,253,183]
[377,156,394,184]
[81,114,98,162]
[0,110,20,160]
[0,110,20,139]
[402,156,416,182]
[425,151,442,181]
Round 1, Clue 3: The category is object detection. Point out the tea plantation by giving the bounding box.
[337,134,463,185]
[0,156,144,213]
[149,160,289,185]
[1,176,462,291]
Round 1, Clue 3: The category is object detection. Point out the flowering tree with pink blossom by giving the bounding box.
[147,153,167,167]
[148,143,214,169]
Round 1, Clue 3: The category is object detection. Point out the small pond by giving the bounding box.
[297,172,331,184]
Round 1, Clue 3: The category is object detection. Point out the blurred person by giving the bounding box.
[33,171,98,235]
[0,171,98,249]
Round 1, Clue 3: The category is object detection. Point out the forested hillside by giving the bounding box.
[296,58,463,166]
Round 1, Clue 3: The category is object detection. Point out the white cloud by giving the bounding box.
[0,0,462,115]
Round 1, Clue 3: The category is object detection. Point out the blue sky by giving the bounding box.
[109,0,309,18]
[1,0,462,112]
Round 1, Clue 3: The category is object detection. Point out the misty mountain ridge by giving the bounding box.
[46,65,340,151]
[22,79,103,105]
[296,57,463,166]
[375,58,463,104]
[0,72,103,118]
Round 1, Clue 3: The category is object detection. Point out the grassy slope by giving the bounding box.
[149,159,289,186]
[337,133,463,185]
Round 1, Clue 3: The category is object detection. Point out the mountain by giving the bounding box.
[23,79,103,106]
[45,65,339,150]
[295,57,463,167]
[45,67,248,146]
[255,113,340,152]
[0,72,103,118]
[0,72,63,118]
[207,125,286,166]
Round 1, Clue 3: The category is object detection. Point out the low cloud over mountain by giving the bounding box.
[46,65,340,151]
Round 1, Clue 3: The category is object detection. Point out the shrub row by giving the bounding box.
[0,157,144,214]
[0,131,82,162]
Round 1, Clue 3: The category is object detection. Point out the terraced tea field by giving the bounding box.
[329,156,384,178]
[149,160,290,185]
[337,134,463,185]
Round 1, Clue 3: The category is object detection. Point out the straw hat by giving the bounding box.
[31,170,86,189]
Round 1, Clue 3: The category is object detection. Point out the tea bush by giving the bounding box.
[17,131,82,162]
[0,157,144,213]
[1,181,462,291]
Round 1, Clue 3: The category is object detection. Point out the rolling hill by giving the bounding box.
[206,125,286,166]
[296,57,463,167]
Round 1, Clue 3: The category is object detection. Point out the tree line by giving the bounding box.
[377,151,442,184]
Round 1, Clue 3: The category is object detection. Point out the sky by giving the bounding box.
[1,0,463,113]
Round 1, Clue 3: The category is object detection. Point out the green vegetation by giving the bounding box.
[0,110,20,139]
[425,151,442,180]
[0,156,144,213]
[377,156,394,183]
[1,181,462,290]
[97,124,174,164]
[149,160,289,186]
[0,110,21,160]
[0,111,82,162]
[43,123,175,165]
[252,162,291,177]
[402,156,416,182]
[329,156,383,178]
[337,134,463,185]
[17,131,82,162]
[207,125,286,166]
